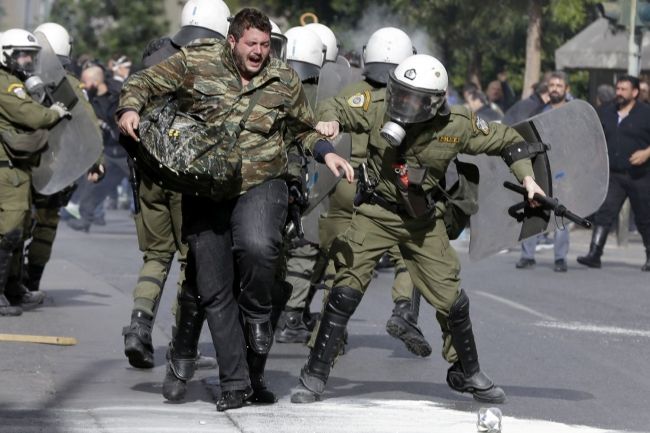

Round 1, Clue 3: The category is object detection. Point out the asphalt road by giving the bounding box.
[1,209,648,433]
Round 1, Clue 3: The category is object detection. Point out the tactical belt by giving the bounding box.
[367,189,441,218]
[0,160,12,168]
[501,141,549,166]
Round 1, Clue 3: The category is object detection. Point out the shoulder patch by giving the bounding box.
[347,92,365,108]
[8,83,26,100]
[474,115,490,135]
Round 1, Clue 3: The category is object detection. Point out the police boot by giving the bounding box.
[123,310,155,369]
[375,252,394,271]
[445,290,506,404]
[24,263,45,292]
[6,281,46,309]
[577,226,608,268]
[163,290,205,401]
[291,286,363,404]
[385,289,432,357]
[0,230,23,316]
[275,309,311,344]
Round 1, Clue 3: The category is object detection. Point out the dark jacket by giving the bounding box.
[90,89,124,158]
[502,93,546,126]
[599,100,650,176]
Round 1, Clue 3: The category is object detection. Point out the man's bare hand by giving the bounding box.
[315,121,340,139]
[629,148,650,166]
[523,175,545,208]
[323,152,354,183]
[118,111,140,142]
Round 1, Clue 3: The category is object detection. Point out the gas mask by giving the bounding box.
[380,71,446,147]
[24,75,47,104]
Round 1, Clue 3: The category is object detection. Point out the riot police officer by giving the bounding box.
[291,54,545,404]
[0,29,69,316]
[315,27,433,357]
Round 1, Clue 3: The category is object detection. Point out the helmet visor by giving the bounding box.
[386,74,445,123]
[10,48,41,75]
[270,34,287,62]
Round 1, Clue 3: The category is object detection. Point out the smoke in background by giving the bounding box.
[337,5,441,61]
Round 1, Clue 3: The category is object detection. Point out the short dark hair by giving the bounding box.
[616,74,640,91]
[228,8,271,41]
[549,71,568,85]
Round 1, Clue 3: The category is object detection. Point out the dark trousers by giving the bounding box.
[78,155,130,222]
[181,179,287,388]
[594,170,650,250]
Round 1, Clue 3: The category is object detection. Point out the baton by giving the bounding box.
[503,181,592,228]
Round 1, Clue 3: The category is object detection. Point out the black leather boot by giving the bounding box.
[25,263,45,292]
[123,310,155,369]
[216,387,253,412]
[577,226,608,268]
[642,250,650,272]
[0,230,22,317]
[246,348,277,404]
[385,289,432,357]
[163,288,205,401]
[291,286,362,404]
[446,290,506,404]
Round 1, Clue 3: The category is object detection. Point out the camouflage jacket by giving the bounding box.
[0,69,61,162]
[119,38,326,193]
[318,87,534,206]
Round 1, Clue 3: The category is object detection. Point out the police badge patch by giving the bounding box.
[8,84,27,100]
[347,93,365,108]
[475,115,489,135]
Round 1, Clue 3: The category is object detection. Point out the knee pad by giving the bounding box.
[327,285,363,317]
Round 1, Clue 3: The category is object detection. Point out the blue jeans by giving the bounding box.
[521,227,570,261]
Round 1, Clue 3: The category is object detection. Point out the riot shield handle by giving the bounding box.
[503,181,592,229]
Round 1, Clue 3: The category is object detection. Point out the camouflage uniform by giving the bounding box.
[119,38,327,397]
[312,79,432,357]
[293,87,534,403]
[0,68,60,315]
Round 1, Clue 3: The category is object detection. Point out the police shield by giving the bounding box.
[316,62,362,102]
[468,100,608,260]
[31,31,103,195]
[301,133,352,243]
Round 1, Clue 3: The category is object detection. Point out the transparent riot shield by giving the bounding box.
[301,133,352,243]
[31,31,103,195]
[469,100,608,260]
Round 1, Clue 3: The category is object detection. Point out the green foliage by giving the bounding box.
[245,0,599,98]
[48,0,169,67]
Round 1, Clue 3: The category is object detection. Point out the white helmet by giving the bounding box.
[173,0,231,46]
[34,22,71,58]
[362,27,415,85]
[269,19,287,62]
[387,54,448,124]
[285,26,325,80]
[0,29,41,77]
[304,23,338,62]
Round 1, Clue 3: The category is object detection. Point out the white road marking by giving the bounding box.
[536,321,650,338]
[474,290,557,321]
[2,400,632,433]
[475,291,650,339]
